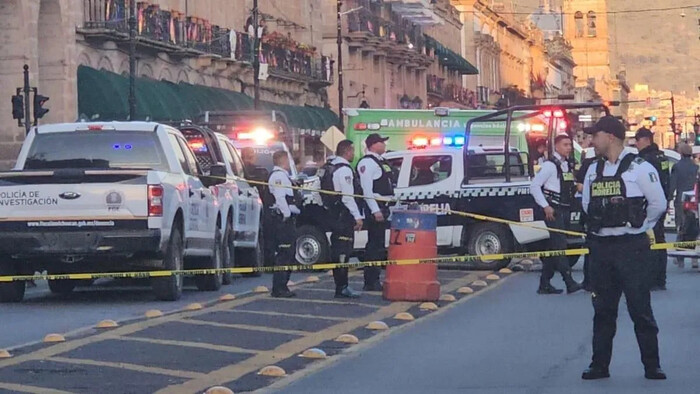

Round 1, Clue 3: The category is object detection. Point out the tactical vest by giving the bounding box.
[360,154,394,198]
[266,169,300,210]
[587,154,647,232]
[319,161,364,213]
[543,157,577,207]
[649,149,671,200]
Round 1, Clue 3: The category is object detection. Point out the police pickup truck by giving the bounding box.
[178,124,264,279]
[0,122,225,302]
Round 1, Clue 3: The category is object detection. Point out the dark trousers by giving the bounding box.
[652,213,667,286]
[330,210,355,292]
[362,205,389,286]
[589,233,660,370]
[270,213,295,293]
[541,206,575,288]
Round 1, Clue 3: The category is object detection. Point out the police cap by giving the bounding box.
[634,127,654,140]
[365,133,389,148]
[586,116,626,140]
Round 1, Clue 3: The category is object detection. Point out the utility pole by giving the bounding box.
[337,0,344,131]
[23,65,31,135]
[253,0,260,110]
[128,0,137,120]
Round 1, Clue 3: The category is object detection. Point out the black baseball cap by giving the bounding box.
[365,133,389,148]
[585,116,626,140]
[634,127,654,140]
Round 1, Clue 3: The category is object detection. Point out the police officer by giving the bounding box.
[326,140,364,298]
[530,134,582,294]
[268,150,300,298]
[635,127,671,291]
[357,133,393,291]
[581,116,667,380]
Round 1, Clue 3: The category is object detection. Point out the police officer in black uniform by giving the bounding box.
[634,127,671,290]
[321,140,364,298]
[530,134,582,294]
[581,116,667,380]
[267,150,300,298]
[357,133,394,291]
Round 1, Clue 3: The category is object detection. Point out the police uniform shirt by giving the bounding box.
[331,157,363,220]
[582,149,667,236]
[269,166,299,219]
[357,152,387,214]
[530,152,568,208]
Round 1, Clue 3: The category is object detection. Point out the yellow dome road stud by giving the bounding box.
[439,294,456,302]
[0,350,11,359]
[519,259,534,266]
[305,276,320,283]
[205,387,234,394]
[95,320,119,329]
[393,312,415,321]
[419,302,438,311]
[499,268,513,274]
[145,309,163,318]
[287,280,295,286]
[258,365,286,377]
[299,348,327,359]
[471,280,488,287]
[335,334,359,344]
[253,286,269,293]
[219,294,236,302]
[44,333,65,343]
[457,287,474,294]
[486,274,500,281]
[366,321,389,330]
[185,303,203,311]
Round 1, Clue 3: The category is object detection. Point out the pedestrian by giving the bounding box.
[530,134,582,294]
[635,127,671,290]
[320,140,364,298]
[267,150,300,298]
[241,147,259,179]
[581,116,667,380]
[670,143,699,268]
[357,133,394,291]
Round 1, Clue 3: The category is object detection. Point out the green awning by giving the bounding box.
[77,65,338,132]
[424,35,479,75]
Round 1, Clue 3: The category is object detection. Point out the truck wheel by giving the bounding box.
[152,225,184,301]
[296,225,329,266]
[0,262,25,303]
[48,279,78,295]
[239,229,264,277]
[222,220,234,285]
[195,226,223,292]
[466,223,513,270]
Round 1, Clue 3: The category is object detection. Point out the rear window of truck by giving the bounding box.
[24,131,168,170]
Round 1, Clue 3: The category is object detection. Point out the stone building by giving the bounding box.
[0,0,338,168]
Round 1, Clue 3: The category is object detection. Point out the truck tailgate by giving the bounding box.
[0,170,149,226]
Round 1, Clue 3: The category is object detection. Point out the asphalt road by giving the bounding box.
[0,275,269,349]
[279,259,700,393]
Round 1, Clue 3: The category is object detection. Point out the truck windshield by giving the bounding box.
[24,131,167,170]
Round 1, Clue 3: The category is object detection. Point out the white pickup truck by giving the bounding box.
[0,122,225,302]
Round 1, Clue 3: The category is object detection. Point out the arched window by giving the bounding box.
[587,11,597,37]
[574,11,584,38]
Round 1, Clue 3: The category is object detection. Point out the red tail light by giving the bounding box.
[148,185,164,217]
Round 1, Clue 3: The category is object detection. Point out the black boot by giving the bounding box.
[537,284,563,294]
[582,365,610,380]
[645,367,667,380]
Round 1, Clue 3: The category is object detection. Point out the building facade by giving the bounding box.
[0,0,338,168]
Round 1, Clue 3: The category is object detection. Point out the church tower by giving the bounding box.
[562,0,614,100]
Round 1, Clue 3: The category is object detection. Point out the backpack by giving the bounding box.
[318,159,339,209]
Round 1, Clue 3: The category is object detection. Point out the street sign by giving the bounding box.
[321,125,345,152]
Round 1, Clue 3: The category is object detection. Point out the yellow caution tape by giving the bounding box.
[650,240,700,250]
[0,247,589,282]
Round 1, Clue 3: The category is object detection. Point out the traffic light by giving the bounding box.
[644,115,657,125]
[11,94,24,120]
[33,92,49,121]
[695,132,700,146]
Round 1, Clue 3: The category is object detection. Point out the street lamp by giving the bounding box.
[336,2,363,131]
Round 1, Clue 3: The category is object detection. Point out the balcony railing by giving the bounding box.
[445,83,478,109]
[427,74,445,96]
[346,7,426,55]
[81,0,332,84]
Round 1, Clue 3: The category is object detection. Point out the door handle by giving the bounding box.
[189,189,195,197]
[200,190,206,199]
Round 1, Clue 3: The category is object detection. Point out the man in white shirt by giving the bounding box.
[530,134,582,295]
[268,150,300,298]
[326,140,364,298]
[356,134,394,291]
[580,116,667,381]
